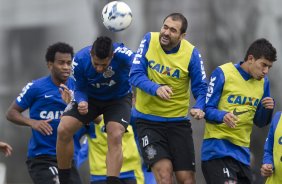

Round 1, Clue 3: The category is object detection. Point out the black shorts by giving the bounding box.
[63,93,132,129]
[26,156,82,184]
[136,119,195,171]
[201,157,252,184]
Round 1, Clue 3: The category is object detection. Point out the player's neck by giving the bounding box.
[240,61,250,75]
[51,75,67,87]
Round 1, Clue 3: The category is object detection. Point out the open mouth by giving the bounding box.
[62,72,70,77]
[160,36,170,44]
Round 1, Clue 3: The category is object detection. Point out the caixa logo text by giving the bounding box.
[227,95,259,107]
[40,111,64,119]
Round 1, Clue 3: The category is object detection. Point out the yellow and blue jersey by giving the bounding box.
[129,32,207,122]
[73,43,135,103]
[263,111,282,184]
[202,62,273,165]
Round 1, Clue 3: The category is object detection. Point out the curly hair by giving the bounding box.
[45,42,74,62]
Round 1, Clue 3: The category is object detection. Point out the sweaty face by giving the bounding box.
[159,17,185,51]
[91,55,112,73]
[48,52,72,85]
[249,57,273,80]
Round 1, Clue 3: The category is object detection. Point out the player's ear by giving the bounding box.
[107,52,114,61]
[247,55,255,64]
[47,61,53,69]
[180,32,186,40]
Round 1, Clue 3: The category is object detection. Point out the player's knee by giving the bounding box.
[157,170,173,184]
[176,171,195,184]
[57,122,72,142]
[107,129,123,144]
[153,161,173,184]
[182,177,195,184]
[106,122,124,144]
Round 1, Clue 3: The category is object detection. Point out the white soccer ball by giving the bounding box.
[102,1,132,32]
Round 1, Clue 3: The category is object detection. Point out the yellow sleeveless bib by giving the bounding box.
[204,62,264,147]
[135,32,195,117]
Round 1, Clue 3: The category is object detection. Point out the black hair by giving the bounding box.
[91,36,113,59]
[163,13,188,34]
[45,42,74,62]
[244,38,277,62]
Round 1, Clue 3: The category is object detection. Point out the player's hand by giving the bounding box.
[190,108,205,120]
[261,164,273,177]
[78,101,88,115]
[223,112,238,128]
[261,97,274,109]
[156,85,173,100]
[59,84,72,104]
[31,119,53,136]
[0,141,13,157]
[93,115,103,124]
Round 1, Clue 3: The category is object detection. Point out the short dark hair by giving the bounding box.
[45,42,74,62]
[163,13,188,34]
[91,36,113,59]
[244,38,277,62]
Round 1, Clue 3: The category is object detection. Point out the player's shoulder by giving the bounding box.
[113,42,134,57]
[271,111,282,130]
[74,45,92,61]
[113,42,124,52]
[210,66,224,80]
[66,77,76,89]
[113,42,124,49]
[113,42,128,52]
[19,76,50,96]
[30,76,51,88]
[67,76,76,83]
[220,62,234,67]
[145,32,152,41]
[189,46,200,60]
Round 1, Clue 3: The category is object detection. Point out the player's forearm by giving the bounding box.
[129,70,160,96]
[189,48,208,105]
[74,90,88,103]
[205,107,227,123]
[191,77,207,110]
[193,93,206,110]
[253,105,273,127]
[73,79,88,103]
[6,109,33,127]
[131,78,160,96]
[263,150,274,165]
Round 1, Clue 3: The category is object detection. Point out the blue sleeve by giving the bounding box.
[15,82,36,110]
[188,48,208,110]
[72,57,88,103]
[263,111,281,165]
[75,137,89,168]
[129,32,161,96]
[113,43,135,67]
[254,77,274,127]
[204,67,228,123]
